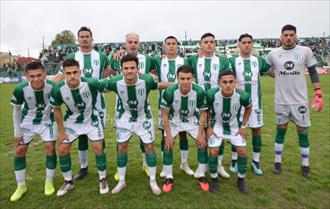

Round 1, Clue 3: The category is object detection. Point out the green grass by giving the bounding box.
[0,75,329,209]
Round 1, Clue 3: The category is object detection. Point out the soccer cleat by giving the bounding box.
[143,164,150,176]
[114,171,120,181]
[10,184,27,202]
[44,179,55,196]
[194,166,205,179]
[73,167,88,180]
[209,177,219,193]
[301,166,312,179]
[180,162,194,176]
[56,181,74,196]
[237,178,248,193]
[251,161,263,175]
[159,166,166,178]
[111,180,126,194]
[149,180,161,196]
[218,165,230,178]
[99,178,109,194]
[229,160,238,173]
[272,162,282,174]
[162,178,174,193]
[198,177,209,192]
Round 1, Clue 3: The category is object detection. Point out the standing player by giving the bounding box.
[160,65,209,192]
[228,33,272,175]
[53,26,111,180]
[206,70,252,193]
[10,62,57,201]
[111,33,157,179]
[152,36,194,177]
[101,55,170,195]
[266,24,324,178]
[187,32,230,178]
[51,59,108,196]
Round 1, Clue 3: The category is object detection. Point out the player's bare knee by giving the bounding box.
[236,147,247,157]
[144,143,154,154]
[91,141,103,155]
[296,126,308,133]
[209,148,219,157]
[44,142,55,155]
[15,145,28,157]
[277,124,288,129]
[252,128,261,136]
[117,143,128,155]
[59,144,70,156]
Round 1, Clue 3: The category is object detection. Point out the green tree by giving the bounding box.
[51,30,75,46]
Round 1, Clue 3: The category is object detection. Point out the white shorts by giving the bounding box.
[208,126,247,148]
[21,122,57,144]
[240,107,263,128]
[62,118,104,144]
[164,121,199,140]
[275,104,311,128]
[115,118,155,144]
[97,108,106,129]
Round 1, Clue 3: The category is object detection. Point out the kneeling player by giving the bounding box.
[10,62,57,201]
[161,65,208,192]
[206,70,252,193]
[51,59,108,196]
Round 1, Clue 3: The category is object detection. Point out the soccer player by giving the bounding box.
[266,24,324,179]
[10,62,57,201]
[152,36,194,178]
[160,65,209,192]
[187,32,231,179]
[51,59,108,196]
[228,33,272,175]
[101,54,170,196]
[206,70,252,193]
[53,26,111,180]
[111,33,157,180]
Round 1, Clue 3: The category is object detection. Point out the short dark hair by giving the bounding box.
[281,24,296,34]
[238,33,253,42]
[201,32,215,41]
[164,36,178,44]
[219,70,236,80]
[121,54,139,67]
[25,62,44,72]
[63,58,80,69]
[78,26,93,37]
[177,65,194,76]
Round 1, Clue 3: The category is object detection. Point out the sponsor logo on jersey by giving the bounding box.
[221,112,232,123]
[74,102,86,113]
[280,61,301,76]
[83,67,93,77]
[284,61,294,70]
[203,71,211,80]
[167,73,176,81]
[36,103,46,109]
[243,71,252,78]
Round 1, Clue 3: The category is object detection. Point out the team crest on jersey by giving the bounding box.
[252,61,257,67]
[188,100,196,106]
[139,62,144,69]
[82,91,91,99]
[213,64,219,71]
[137,89,145,96]
[232,103,239,111]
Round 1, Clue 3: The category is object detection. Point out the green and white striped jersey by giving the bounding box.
[187,54,229,91]
[229,55,270,110]
[153,55,186,109]
[160,83,208,124]
[110,53,156,74]
[206,87,251,135]
[11,80,56,125]
[50,77,101,123]
[64,49,110,109]
[100,74,158,122]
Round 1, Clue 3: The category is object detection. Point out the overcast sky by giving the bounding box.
[1,0,329,58]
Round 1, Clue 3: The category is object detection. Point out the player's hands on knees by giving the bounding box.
[57,132,68,144]
[165,135,175,150]
[196,134,206,148]
[14,136,23,147]
[310,88,324,112]
[236,127,248,140]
